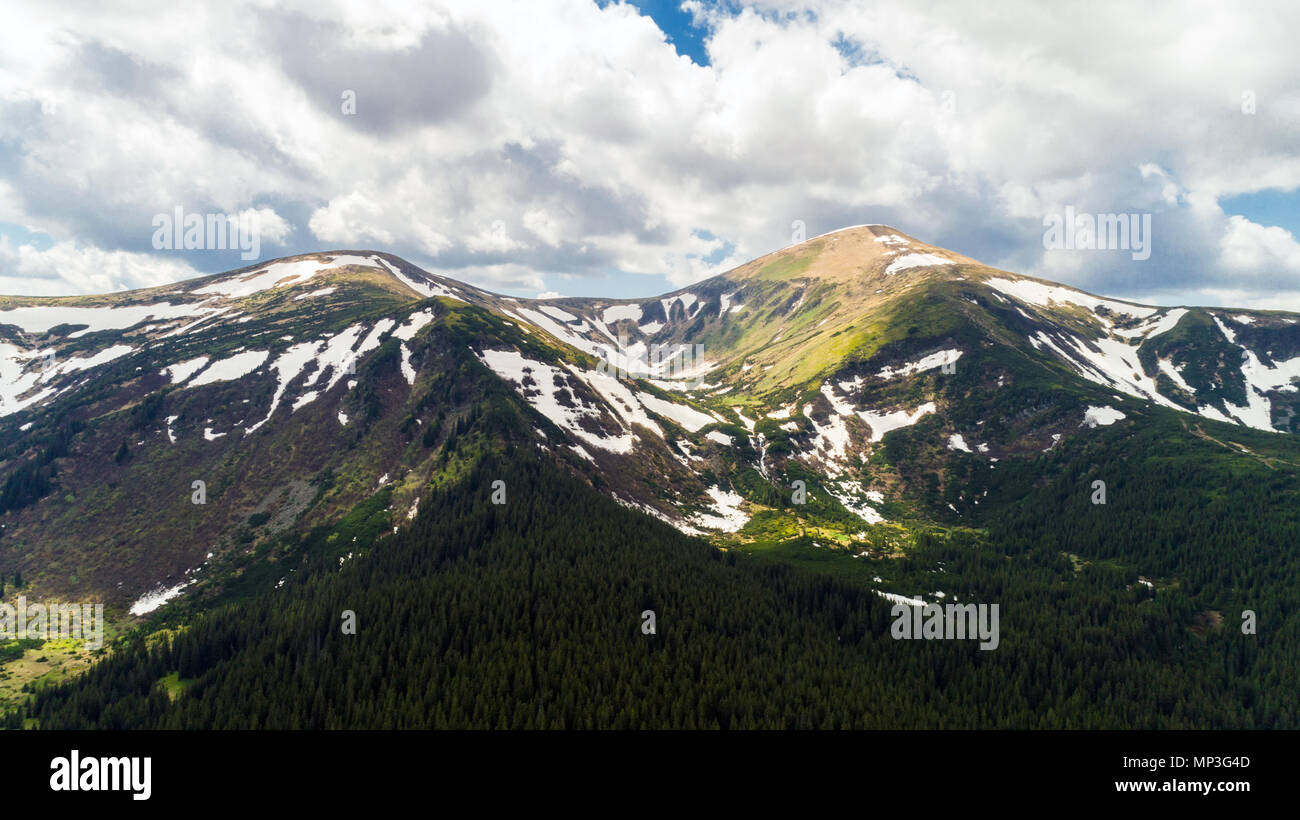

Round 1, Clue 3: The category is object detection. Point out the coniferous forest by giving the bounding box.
[15,435,1294,730]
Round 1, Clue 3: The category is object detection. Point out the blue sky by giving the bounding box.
[607,0,712,66]
[2,1,1299,309]
[1221,190,1300,242]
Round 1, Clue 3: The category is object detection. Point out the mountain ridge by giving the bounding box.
[2,226,1299,616]
[0,223,1204,308]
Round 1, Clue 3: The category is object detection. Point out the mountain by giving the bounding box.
[4,226,1300,727]
[4,225,1297,595]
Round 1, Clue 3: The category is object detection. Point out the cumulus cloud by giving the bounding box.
[307,192,396,247]
[0,0,1297,306]
[0,236,200,296]
[240,207,293,246]
[1221,216,1300,274]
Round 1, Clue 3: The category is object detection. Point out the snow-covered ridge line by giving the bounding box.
[192,255,378,298]
[800,224,893,243]
[996,276,1300,433]
[985,277,1156,322]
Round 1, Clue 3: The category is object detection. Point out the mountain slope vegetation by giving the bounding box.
[2,226,1299,727]
[16,440,1293,729]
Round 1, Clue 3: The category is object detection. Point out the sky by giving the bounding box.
[1,0,1299,310]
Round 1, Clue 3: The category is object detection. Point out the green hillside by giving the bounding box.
[16,436,1294,729]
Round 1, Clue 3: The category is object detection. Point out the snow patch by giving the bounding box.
[392,309,435,341]
[189,350,270,387]
[636,392,715,432]
[602,304,643,323]
[291,391,319,412]
[245,341,324,434]
[876,591,925,608]
[477,349,635,453]
[539,305,579,323]
[0,301,217,336]
[859,402,937,442]
[1082,405,1126,427]
[732,407,756,431]
[372,256,459,300]
[392,343,413,385]
[884,253,950,275]
[690,486,748,532]
[1156,358,1194,393]
[660,293,698,318]
[827,481,886,524]
[876,349,962,380]
[162,356,210,384]
[129,581,193,616]
[1113,308,1188,339]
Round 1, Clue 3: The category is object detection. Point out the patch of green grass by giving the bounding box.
[755,249,818,281]
[737,535,886,586]
[157,671,194,702]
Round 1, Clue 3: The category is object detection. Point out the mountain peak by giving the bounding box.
[719,223,983,288]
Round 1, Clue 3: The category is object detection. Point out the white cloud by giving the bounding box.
[0,0,1298,305]
[0,236,200,295]
[1220,215,1300,273]
[240,207,292,246]
[307,191,395,247]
